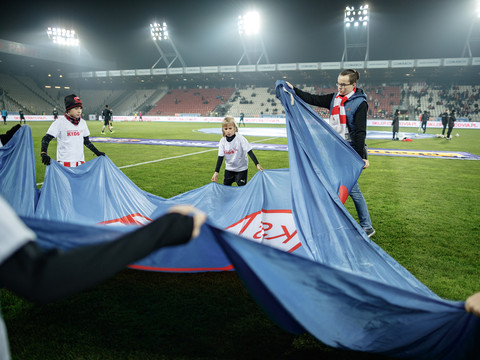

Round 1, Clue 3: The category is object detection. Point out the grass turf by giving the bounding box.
[2,120,479,359]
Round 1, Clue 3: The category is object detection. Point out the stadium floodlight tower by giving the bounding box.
[462,3,480,57]
[150,22,186,69]
[237,11,270,65]
[342,4,370,62]
[46,27,80,47]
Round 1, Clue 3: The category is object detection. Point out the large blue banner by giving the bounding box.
[1,89,479,359]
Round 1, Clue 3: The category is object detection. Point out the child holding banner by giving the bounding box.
[40,94,105,167]
[211,116,263,186]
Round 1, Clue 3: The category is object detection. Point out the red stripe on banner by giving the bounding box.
[288,242,302,252]
[127,264,235,272]
[98,213,152,225]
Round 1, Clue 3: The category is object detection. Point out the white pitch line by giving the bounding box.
[36,137,279,186]
[118,137,278,169]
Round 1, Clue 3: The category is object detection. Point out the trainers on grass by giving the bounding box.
[364,228,376,238]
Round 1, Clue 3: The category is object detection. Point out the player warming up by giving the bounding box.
[211,116,263,186]
[41,94,105,167]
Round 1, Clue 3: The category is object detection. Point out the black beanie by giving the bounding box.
[64,94,83,111]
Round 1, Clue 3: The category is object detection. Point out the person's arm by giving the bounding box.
[248,150,263,171]
[84,136,105,156]
[293,87,334,109]
[212,156,224,182]
[0,124,21,146]
[0,208,204,304]
[351,102,368,159]
[41,134,54,165]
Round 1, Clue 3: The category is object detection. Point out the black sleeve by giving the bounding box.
[247,150,259,165]
[0,213,193,304]
[0,124,21,146]
[350,101,368,159]
[215,156,224,173]
[41,134,54,153]
[293,87,334,109]
[84,136,102,156]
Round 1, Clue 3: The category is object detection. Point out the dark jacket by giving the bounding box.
[392,114,400,132]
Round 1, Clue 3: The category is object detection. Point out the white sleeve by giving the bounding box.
[82,120,90,137]
[240,135,252,152]
[46,119,60,138]
[0,197,36,265]
[218,138,225,156]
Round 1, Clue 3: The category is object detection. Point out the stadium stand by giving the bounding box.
[1,70,479,121]
[148,87,235,116]
[227,86,282,117]
[0,73,56,114]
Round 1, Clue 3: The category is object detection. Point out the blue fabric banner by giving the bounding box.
[0,126,38,216]
[1,96,478,359]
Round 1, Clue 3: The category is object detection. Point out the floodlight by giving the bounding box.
[342,4,370,61]
[237,10,269,65]
[238,11,260,36]
[46,27,79,46]
[344,5,368,25]
[150,21,186,68]
[150,22,168,41]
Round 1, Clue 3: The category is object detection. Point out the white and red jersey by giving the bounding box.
[47,116,90,163]
[218,133,252,172]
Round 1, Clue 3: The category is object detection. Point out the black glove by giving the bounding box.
[96,152,105,156]
[41,153,51,165]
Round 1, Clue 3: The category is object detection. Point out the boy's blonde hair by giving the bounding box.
[221,116,238,136]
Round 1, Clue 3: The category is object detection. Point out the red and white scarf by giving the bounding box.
[329,88,356,139]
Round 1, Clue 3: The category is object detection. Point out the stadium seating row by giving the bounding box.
[0,71,479,121]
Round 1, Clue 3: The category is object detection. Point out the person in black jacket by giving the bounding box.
[52,107,59,120]
[18,108,25,124]
[441,109,450,137]
[101,105,113,134]
[446,109,456,140]
[286,69,375,238]
[420,110,429,133]
[0,196,206,360]
[392,109,400,140]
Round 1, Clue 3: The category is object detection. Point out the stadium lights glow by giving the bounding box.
[46,27,79,46]
[150,22,168,41]
[344,4,369,27]
[238,11,261,36]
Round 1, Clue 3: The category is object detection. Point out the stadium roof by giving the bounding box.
[0,0,475,69]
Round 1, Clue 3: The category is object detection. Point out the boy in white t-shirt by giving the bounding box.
[41,94,105,167]
[211,116,263,186]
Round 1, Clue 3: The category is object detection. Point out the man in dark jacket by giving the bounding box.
[441,109,450,137]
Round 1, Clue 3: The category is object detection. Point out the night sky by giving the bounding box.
[0,0,475,69]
